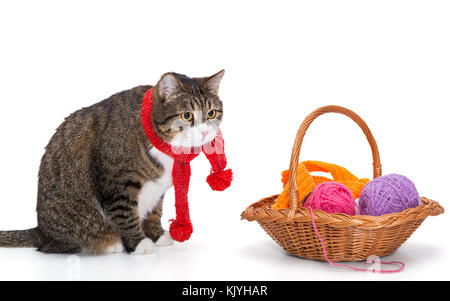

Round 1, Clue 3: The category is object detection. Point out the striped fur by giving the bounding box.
[0,71,225,254]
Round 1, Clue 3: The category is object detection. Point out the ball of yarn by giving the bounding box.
[359,174,420,216]
[304,182,357,215]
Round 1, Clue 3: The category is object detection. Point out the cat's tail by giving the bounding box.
[0,227,39,248]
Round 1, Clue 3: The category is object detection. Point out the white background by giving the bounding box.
[0,0,449,281]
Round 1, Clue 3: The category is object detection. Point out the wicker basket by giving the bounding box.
[241,105,444,262]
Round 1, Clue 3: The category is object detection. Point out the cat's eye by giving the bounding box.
[207,109,216,119]
[181,112,193,122]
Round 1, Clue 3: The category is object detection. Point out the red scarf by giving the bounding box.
[141,89,233,242]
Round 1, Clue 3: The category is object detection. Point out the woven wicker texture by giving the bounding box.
[241,105,444,262]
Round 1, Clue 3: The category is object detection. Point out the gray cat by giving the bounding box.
[0,70,225,254]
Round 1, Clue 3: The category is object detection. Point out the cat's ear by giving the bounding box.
[203,69,225,94]
[157,73,183,99]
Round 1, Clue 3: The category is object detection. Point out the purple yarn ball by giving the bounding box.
[359,174,421,216]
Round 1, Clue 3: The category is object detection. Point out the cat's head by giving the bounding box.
[151,70,225,147]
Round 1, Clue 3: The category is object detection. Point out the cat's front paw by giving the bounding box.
[131,238,155,255]
[155,230,174,247]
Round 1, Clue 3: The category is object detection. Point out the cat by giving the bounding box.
[0,70,225,254]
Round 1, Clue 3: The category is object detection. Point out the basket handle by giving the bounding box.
[288,105,382,209]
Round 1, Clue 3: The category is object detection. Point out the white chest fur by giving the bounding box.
[137,148,174,219]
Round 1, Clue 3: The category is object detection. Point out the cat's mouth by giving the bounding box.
[170,123,218,148]
[166,110,221,149]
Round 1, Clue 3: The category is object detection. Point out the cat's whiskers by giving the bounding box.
[170,115,219,148]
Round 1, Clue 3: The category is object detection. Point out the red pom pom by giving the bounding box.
[169,219,193,242]
[206,169,233,191]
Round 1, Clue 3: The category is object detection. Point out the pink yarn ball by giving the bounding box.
[304,182,357,215]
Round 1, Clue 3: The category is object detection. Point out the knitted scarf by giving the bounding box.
[141,88,233,242]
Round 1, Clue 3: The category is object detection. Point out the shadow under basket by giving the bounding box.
[241,105,444,262]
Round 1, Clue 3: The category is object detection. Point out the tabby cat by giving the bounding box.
[0,70,225,254]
